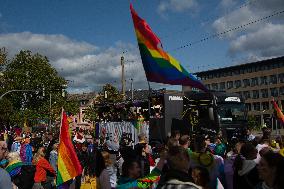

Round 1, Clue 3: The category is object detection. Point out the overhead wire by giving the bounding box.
[160,0,259,40]
[170,9,284,52]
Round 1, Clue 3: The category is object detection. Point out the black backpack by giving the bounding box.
[12,165,36,189]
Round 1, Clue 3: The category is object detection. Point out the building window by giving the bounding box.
[270,88,279,97]
[262,102,269,110]
[243,91,251,99]
[269,75,277,84]
[280,87,284,96]
[236,92,243,99]
[261,89,268,98]
[245,103,251,111]
[253,102,260,111]
[219,82,226,90]
[252,90,259,99]
[212,83,218,91]
[251,77,259,87]
[234,80,242,88]
[260,76,268,85]
[278,73,284,83]
[227,81,234,89]
[243,79,250,87]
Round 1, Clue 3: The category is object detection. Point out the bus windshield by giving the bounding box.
[218,103,246,123]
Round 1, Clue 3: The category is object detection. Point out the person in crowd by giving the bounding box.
[171,130,181,141]
[192,166,210,189]
[224,140,243,189]
[87,149,111,189]
[0,141,13,189]
[278,135,284,157]
[102,151,117,189]
[246,128,255,141]
[32,147,56,189]
[256,151,284,189]
[75,142,89,189]
[204,135,215,153]
[255,138,270,164]
[10,136,22,154]
[48,143,58,173]
[179,135,192,154]
[214,137,226,157]
[189,135,225,189]
[6,152,35,189]
[161,146,202,189]
[134,141,151,177]
[88,139,95,153]
[233,142,260,189]
[20,136,33,163]
[44,133,56,161]
[117,150,166,189]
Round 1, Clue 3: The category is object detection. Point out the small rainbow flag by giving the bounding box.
[57,110,82,186]
[272,99,284,125]
[130,4,207,91]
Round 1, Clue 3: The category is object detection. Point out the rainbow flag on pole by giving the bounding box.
[57,110,82,186]
[130,4,207,91]
[272,99,284,125]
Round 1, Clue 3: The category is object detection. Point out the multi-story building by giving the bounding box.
[67,92,97,129]
[194,56,284,127]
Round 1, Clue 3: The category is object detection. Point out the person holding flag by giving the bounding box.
[56,109,82,188]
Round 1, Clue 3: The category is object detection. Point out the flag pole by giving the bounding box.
[59,107,64,143]
[148,81,151,119]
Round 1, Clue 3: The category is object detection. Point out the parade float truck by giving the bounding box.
[149,91,247,143]
[182,91,248,142]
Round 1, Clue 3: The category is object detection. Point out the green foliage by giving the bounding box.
[83,105,98,122]
[0,49,69,128]
[63,99,80,116]
[95,83,123,103]
[247,115,259,130]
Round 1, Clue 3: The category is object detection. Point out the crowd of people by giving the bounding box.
[0,126,284,189]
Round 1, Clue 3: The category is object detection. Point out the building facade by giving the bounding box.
[195,56,284,127]
[67,92,97,129]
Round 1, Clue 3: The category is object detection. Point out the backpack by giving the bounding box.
[13,165,36,189]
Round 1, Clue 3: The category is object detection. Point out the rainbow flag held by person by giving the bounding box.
[272,99,284,125]
[130,4,207,91]
[57,110,82,186]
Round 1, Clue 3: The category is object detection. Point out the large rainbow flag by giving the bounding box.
[272,99,284,125]
[57,110,82,186]
[130,4,207,91]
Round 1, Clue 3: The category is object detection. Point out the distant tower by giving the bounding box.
[121,56,126,100]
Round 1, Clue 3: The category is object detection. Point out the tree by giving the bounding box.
[95,83,123,104]
[0,50,70,128]
[247,115,259,130]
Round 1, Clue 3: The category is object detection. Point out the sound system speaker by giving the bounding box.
[149,118,165,143]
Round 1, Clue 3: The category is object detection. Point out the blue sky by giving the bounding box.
[1,0,284,93]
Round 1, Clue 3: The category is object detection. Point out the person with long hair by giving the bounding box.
[233,142,260,189]
[256,151,284,189]
[32,147,56,189]
[85,149,111,189]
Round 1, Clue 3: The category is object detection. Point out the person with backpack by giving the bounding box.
[233,142,260,189]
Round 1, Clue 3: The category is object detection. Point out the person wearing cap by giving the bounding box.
[0,141,13,189]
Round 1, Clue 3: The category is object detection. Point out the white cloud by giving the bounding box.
[212,0,284,59]
[0,32,149,93]
[158,0,197,15]
[229,23,284,57]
